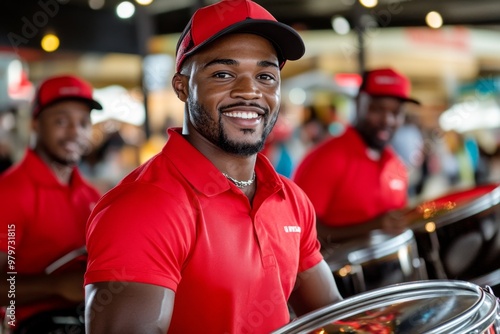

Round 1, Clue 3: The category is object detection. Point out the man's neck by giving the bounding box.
[366,147,382,161]
[34,148,74,185]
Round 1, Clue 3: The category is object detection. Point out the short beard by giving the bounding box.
[356,127,386,151]
[188,98,278,157]
[35,139,81,168]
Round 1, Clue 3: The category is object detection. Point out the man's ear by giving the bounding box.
[31,117,39,133]
[172,73,188,102]
[355,92,370,123]
[29,118,39,148]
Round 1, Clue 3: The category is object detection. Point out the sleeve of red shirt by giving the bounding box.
[85,183,197,292]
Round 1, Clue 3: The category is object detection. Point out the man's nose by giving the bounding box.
[231,76,262,100]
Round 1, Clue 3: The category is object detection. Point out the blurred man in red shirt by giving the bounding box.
[294,68,420,243]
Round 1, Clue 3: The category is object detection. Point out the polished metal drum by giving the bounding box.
[322,229,426,298]
[7,307,85,334]
[2,247,88,334]
[408,183,500,280]
[274,280,500,334]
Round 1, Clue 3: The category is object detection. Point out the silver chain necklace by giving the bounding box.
[222,172,256,189]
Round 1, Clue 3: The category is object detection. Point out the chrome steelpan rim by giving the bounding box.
[274,280,499,334]
[411,184,500,230]
[348,229,416,264]
[324,229,417,270]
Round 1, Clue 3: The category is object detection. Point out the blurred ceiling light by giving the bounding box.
[6,59,30,100]
[135,0,153,5]
[41,33,60,52]
[88,0,105,10]
[359,0,378,8]
[335,73,362,88]
[91,85,146,126]
[8,67,33,101]
[7,59,22,90]
[116,1,135,19]
[289,88,307,105]
[426,11,443,29]
[439,97,500,132]
[331,16,351,35]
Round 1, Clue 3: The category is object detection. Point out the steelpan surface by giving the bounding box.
[274,280,499,334]
[407,184,500,280]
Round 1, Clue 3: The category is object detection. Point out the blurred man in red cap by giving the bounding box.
[84,0,342,333]
[0,74,102,333]
[294,68,420,243]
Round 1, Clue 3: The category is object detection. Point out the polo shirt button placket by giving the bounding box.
[254,217,276,269]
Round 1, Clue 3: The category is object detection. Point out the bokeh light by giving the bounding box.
[359,0,378,8]
[88,0,105,10]
[41,34,60,52]
[426,11,443,29]
[116,1,135,19]
[331,16,351,35]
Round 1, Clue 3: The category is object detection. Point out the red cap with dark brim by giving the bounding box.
[359,68,420,105]
[32,75,103,118]
[175,0,305,72]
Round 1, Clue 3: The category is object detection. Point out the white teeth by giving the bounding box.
[224,112,259,119]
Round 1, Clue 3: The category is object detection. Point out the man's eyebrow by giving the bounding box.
[258,60,279,69]
[203,58,279,69]
[204,59,238,69]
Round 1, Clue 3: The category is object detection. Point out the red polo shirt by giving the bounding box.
[85,128,322,333]
[293,125,408,226]
[0,149,101,323]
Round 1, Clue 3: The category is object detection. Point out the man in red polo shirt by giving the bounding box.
[293,68,420,243]
[84,1,342,333]
[0,75,102,333]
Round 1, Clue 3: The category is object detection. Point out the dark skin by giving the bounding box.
[0,101,93,307]
[85,33,342,334]
[317,92,410,244]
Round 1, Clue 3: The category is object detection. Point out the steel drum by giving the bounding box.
[2,248,88,334]
[275,280,500,334]
[8,307,85,334]
[322,229,426,298]
[408,183,500,280]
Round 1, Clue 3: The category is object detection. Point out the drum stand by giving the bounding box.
[424,230,448,279]
[344,264,366,293]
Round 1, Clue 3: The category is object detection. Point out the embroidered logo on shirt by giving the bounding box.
[284,226,301,233]
[389,179,405,190]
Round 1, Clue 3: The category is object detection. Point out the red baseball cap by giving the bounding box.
[175,0,305,72]
[359,68,420,104]
[33,74,103,117]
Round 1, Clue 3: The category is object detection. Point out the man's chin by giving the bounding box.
[53,154,80,167]
[221,140,263,156]
[367,141,386,151]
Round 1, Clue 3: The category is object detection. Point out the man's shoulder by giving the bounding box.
[98,156,193,209]
[299,127,352,166]
[0,159,31,189]
[279,175,311,202]
[0,163,35,208]
[315,125,353,150]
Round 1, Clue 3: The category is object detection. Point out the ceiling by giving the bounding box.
[2,0,500,56]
